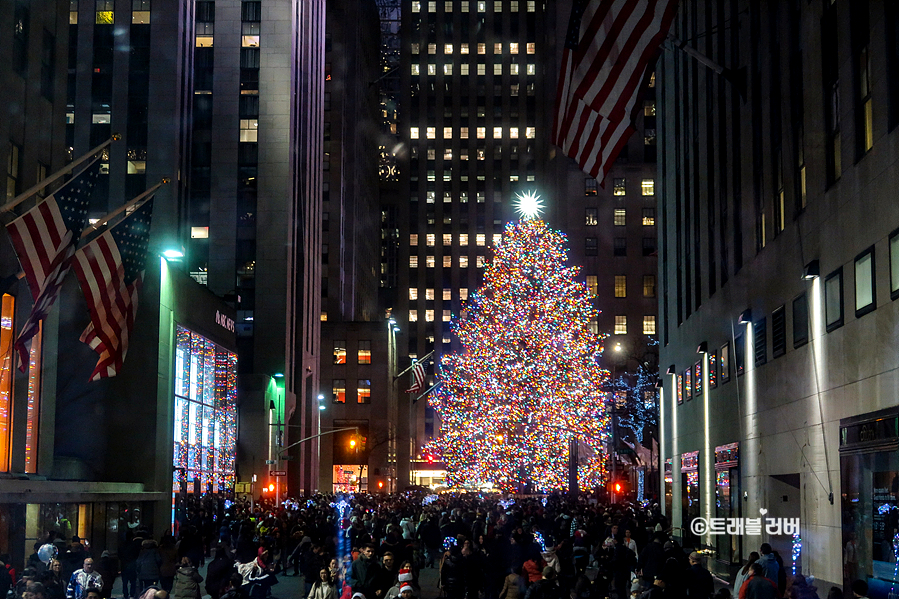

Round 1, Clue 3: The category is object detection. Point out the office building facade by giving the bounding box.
[658,0,899,592]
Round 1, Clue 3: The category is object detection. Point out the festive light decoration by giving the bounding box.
[612,356,659,502]
[513,191,545,220]
[792,531,801,576]
[426,219,611,492]
[892,530,899,598]
[443,536,458,551]
[533,531,547,551]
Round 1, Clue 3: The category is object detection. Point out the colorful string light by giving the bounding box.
[426,219,612,492]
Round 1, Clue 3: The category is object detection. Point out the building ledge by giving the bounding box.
[0,480,169,503]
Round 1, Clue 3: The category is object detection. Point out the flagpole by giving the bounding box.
[414,381,441,403]
[80,178,169,239]
[395,349,434,379]
[0,135,119,214]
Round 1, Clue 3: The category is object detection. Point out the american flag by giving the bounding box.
[73,197,154,381]
[552,0,678,183]
[405,360,427,394]
[5,160,101,366]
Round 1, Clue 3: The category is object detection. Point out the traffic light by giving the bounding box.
[359,435,367,451]
[349,436,357,449]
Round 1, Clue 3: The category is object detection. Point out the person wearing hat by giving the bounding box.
[398,585,415,599]
[685,552,713,599]
[522,567,559,599]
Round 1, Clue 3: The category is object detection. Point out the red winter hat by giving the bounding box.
[398,567,413,582]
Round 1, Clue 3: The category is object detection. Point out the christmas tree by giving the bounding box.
[426,217,611,492]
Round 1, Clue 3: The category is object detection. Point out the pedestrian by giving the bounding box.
[498,568,526,599]
[65,559,103,599]
[737,564,777,599]
[349,544,382,599]
[136,539,163,594]
[95,551,118,599]
[733,553,760,598]
[172,558,203,599]
[205,548,234,599]
[685,552,713,599]
[158,534,179,594]
[307,568,337,599]
[754,545,779,585]
[850,580,869,599]
[523,567,560,599]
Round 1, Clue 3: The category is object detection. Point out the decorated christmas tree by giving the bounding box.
[426,211,611,492]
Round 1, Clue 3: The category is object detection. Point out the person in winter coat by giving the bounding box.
[95,551,119,599]
[158,535,179,594]
[205,548,234,599]
[172,558,203,599]
[498,569,526,599]
[685,553,714,599]
[754,545,779,586]
[733,553,760,599]
[307,569,337,599]
[136,540,163,594]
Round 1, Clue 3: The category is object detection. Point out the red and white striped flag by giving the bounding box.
[406,361,427,394]
[5,160,101,367]
[73,197,154,381]
[552,0,678,183]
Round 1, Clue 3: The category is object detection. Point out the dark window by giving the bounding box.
[719,342,730,383]
[196,0,215,21]
[239,95,259,118]
[772,306,786,358]
[754,318,767,366]
[854,245,876,317]
[241,1,261,21]
[825,267,844,332]
[890,228,899,300]
[642,237,656,256]
[13,4,28,77]
[613,238,626,257]
[793,293,808,348]
[734,333,745,376]
[585,237,598,256]
[585,178,597,196]
[41,30,55,101]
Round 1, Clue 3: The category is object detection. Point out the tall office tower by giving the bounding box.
[400,0,544,462]
[317,0,390,493]
[185,0,325,495]
[657,0,899,587]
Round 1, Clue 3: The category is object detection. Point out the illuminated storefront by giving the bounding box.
[172,326,237,495]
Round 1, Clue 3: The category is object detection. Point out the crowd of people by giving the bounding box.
[0,493,870,599]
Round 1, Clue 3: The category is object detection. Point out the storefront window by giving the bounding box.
[664,459,673,516]
[173,326,237,496]
[716,443,741,565]
[25,323,42,473]
[682,450,700,548]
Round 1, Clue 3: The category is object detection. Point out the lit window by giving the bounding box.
[443,336,451,345]
[443,256,451,267]
[92,113,111,124]
[642,208,655,225]
[442,310,451,322]
[132,0,150,24]
[461,64,469,75]
[428,43,436,54]
[409,288,418,300]
[510,64,519,75]
[427,190,436,202]
[509,127,519,139]
[477,127,486,139]
[409,310,418,322]
[478,1,486,12]
[358,340,371,364]
[240,119,258,142]
[410,234,418,245]
[643,316,657,335]
[477,64,486,75]
[461,0,469,10]
[613,178,626,196]
[527,1,535,11]
[461,43,469,54]
[643,275,656,297]
[443,289,451,300]
[426,310,435,322]
[527,64,536,75]
[614,316,627,335]
[443,127,452,139]
[410,256,418,268]
[494,43,503,54]
[241,22,260,47]
[444,64,453,75]
[426,127,435,139]
[426,233,435,246]
[460,288,468,300]
[589,319,598,334]
[428,1,436,10]
[493,127,502,139]
[614,208,626,226]
[476,234,486,246]
[460,256,469,268]
[461,127,469,139]
[526,127,535,139]
[478,43,486,54]
[445,43,453,54]
[586,275,598,297]
[494,64,502,75]
[855,247,875,315]
[412,1,420,11]
[445,1,452,11]
[333,340,347,364]
[424,288,435,300]
[357,380,371,404]
[427,64,436,75]
[444,148,453,160]
[510,0,519,10]
[411,64,420,75]
[585,208,598,225]
[459,234,469,246]
[426,256,435,268]
[191,226,209,239]
[332,379,346,403]
[321,312,327,322]
[614,276,626,298]
[493,234,501,245]
[642,179,654,195]
[412,43,420,54]
[96,0,114,23]
[527,42,536,54]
